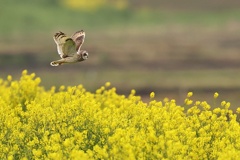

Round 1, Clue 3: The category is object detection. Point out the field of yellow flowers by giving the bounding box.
[1,70,240,159]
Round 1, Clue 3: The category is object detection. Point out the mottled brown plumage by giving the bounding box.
[50,30,88,66]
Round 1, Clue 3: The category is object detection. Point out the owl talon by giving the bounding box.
[50,61,60,66]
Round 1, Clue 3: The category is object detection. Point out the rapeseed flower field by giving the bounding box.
[1,70,240,159]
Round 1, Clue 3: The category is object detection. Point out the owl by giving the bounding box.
[50,30,89,66]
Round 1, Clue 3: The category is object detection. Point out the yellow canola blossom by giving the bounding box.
[0,70,240,159]
[62,0,128,11]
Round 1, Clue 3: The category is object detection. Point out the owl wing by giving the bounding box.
[71,30,85,53]
[53,31,76,58]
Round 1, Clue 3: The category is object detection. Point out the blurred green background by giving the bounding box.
[1,0,240,106]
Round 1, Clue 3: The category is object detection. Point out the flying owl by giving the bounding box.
[50,30,88,66]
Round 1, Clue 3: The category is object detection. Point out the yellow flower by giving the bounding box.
[236,107,240,114]
[70,150,90,160]
[195,101,201,105]
[213,107,221,114]
[187,92,193,98]
[7,155,14,160]
[104,128,110,134]
[221,101,226,107]
[214,92,219,98]
[59,85,65,91]
[22,69,28,75]
[130,89,136,96]
[63,138,72,147]
[1,71,240,159]
[32,149,42,158]
[62,0,128,11]
[163,97,169,103]
[35,77,41,84]
[225,102,231,109]
[30,73,36,78]
[7,75,12,81]
[185,99,193,105]
[105,82,111,87]
[150,92,155,99]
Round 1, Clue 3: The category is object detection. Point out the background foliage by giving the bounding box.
[1,0,240,106]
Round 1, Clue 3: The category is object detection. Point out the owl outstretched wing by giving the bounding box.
[53,31,76,58]
[71,30,85,53]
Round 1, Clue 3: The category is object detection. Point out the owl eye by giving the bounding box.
[82,52,88,60]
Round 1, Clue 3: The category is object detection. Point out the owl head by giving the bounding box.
[78,50,89,61]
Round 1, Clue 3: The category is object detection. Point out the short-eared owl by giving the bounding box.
[50,30,88,66]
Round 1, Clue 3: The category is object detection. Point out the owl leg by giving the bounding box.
[50,59,64,66]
